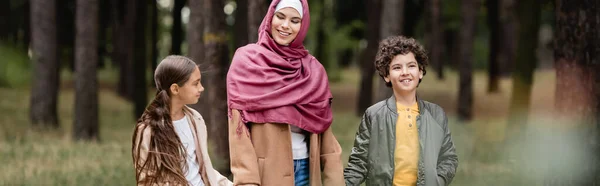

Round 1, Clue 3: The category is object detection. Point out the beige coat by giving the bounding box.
[133,106,233,186]
[228,109,345,186]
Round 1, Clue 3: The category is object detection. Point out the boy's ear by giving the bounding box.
[384,75,390,83]
[170,84,180,95]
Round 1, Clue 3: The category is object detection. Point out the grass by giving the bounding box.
[2,65,595,185]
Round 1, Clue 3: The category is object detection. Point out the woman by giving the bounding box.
[132,55,232,186]
[226,0,344,186]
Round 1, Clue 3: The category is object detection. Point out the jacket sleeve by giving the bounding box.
[319,127,345,186]
[211,168,234,186]
[436,113,458,186]
[343,113,371,186]
[132,124,158,186]
[228,109,261,186]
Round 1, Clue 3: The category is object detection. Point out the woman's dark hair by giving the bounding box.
[374,35,429,87]
[132,55,198,185]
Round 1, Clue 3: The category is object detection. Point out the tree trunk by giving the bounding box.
[554,1,600,184]
[97,0,109,69]
[486,0,500,93]
[204,0,230,175]
[457,0,479,121]
[379,0,403,44]
[150,0,158,86]
[133,0,147,118]
[171,0,185,55]
[356,0,382,116]
[56,0,76,72]
[74,0,99,141]
[187,0,210,127]
[113,0,136,101]
[314,0,327,70]
[187,0,204,63]
[499,0,516,76]
[402,0,425,37]
[0,0,10,42]
[22,1,31,50]
[425,0,444,80]
[234,0,249,48]
[506,0,541,130]
[374,0,404,103]
[248,0,267,43]
[30,0,60,129]
[444,29,459,69]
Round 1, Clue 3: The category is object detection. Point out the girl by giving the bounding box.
[227,0,344,186]
[132,55,232,186]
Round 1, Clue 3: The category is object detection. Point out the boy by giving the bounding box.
[344,36,458,186]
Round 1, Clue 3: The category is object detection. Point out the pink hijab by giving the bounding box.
[226,0,333,134]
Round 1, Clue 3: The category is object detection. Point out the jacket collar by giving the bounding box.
[385,95,425,116]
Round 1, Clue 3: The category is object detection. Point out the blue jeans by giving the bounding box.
[293,158,309,186]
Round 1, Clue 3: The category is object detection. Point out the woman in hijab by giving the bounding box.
[226,0,344,186]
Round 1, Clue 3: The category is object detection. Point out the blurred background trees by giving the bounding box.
[0,0,598,184]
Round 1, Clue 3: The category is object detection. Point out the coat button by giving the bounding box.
[408,115,411,119]
[409,124,412,127]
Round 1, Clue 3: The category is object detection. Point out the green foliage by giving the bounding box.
[0,43,31,88]
[306,0,363,82]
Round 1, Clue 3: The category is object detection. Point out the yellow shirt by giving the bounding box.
[393,102,420,186]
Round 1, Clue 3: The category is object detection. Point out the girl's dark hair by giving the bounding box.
[374,35,429,87]
[132,55,198,185]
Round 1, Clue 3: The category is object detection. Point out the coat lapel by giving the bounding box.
[184,107,211,186]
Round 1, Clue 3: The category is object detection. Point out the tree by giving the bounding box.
[247,0,267,43]
[133,0,148,118]
[112,0,136,100]
[506,0,541,130]
[57,0,76,72]
[314,0,329,74]
[97,0,110,69]
[486,0,500,93]
[459,0,484,161]
[187,0,211,131]
[334,0,367,68]
[402,0,425,37]
[171,0,185,55]
[554,1,599,184]
[3,0,31,50]
[457,0,479,121]
[425,0,444,80]
[374,0,404,103]
[30,0,60,129]
[356,0,382,116]
[203,0,231,175]
[21,0,31,50]
[150,0,159,86]
[74,0,99,141]
[498,0,516,76]
[0,0,10,42]
[234,0,249,48]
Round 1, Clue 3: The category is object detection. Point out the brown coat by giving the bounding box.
[133,106,233,186]
[228,109,344,186]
